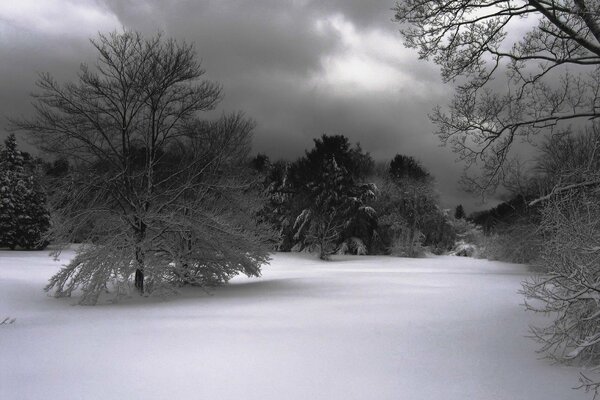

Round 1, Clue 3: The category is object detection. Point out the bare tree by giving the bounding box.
[394,0,600,191]
[13,31,270,304]
[522,125,600,395]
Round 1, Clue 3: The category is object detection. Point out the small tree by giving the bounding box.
[0,134,50,249]
[379,155,437,257]
[13,31,270,303]
[454,204,465,220]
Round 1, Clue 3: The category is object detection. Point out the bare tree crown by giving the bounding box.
[394,0,600,191]
[12,31,268,303]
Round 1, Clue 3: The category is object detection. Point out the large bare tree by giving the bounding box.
[394,0,600,191]
[13,31,270,304]
[394,2,600,394]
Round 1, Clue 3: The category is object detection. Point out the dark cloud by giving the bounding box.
[0,0,494,211]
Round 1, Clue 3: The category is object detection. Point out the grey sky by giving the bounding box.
[0,0,495,212]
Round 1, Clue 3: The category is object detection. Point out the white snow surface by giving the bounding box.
[0,250,585,399]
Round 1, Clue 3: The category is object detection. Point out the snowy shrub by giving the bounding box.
[337,237,368,255]
[445,217,484,258]
[522,186,600,385]
[450,217,482,245]
[0,317,16,325]
[390,228,426,257]
[522,126,600,395]
[450,241,479,257]
[479,224,542,264]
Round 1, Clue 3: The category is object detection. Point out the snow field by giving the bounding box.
[0,251,585,399]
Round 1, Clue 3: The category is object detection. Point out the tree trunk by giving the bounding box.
[319,236,327,260]
[134,267,144,293]
[135,244,144,294]
[408,227,415,257]
[134,219,146,294]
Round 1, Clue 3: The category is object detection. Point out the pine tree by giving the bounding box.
[291,137,376,258]
[0,134,50,249]
[454,204,465,220]
[292,157,348,259]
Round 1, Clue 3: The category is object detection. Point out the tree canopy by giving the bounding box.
[394,0,600,191]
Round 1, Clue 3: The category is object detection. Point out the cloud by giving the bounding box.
[310,14,443,96]
[0,0,491,210]
[0,0,121,39]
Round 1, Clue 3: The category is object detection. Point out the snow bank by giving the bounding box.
[0,250,584,399]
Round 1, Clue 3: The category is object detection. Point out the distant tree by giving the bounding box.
[0,134,50,250]
[293,157,348,259]
[45,158,70,178]
[249,153,270,173]
[13,31,270,304]
[389,154,430,182]
[266,135,376,258]
[454,204,465,220]
[292,156,375,259]
[257,160,293,250]
[289,135,374,183]
[378,154,438,257]
[394,0,600,192]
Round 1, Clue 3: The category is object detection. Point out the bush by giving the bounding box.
[478,219,543,264]
[522,184,600,380]
[522,125,600,395]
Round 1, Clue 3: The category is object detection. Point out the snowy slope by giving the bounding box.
[0,251,586,399]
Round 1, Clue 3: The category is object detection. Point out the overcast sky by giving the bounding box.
[0,0,499,212]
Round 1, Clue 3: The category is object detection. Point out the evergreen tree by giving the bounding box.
[389,154,429,182]
[259,160,300,251]
[265,135,376,258]
[454,204,465,220]
[0,134,50,249]
[292,156,374,259]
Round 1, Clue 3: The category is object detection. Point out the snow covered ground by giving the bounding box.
[0,250,587,399]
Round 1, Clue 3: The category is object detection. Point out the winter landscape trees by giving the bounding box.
[2,3,599,397]
[255,136,458,258]
[6,29,460,305]
[12,31,270,304]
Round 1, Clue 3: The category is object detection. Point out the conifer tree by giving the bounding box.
[454,204,465,220]
[0,134,50,249]
[287,135,376,258]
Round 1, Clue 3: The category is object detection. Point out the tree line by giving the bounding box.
[252,134,459,260]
